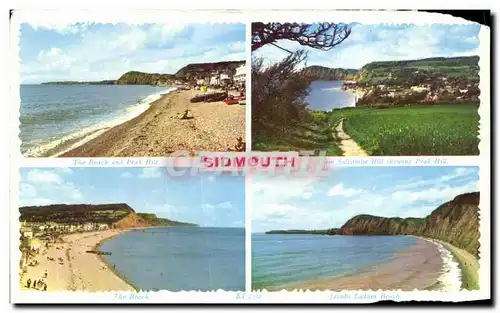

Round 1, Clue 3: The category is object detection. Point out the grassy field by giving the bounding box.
[253,104,479,156]
[327,104,480,156]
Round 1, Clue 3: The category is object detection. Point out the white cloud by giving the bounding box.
[139,168,162,179]
[26,170,62,184]
[252,168,479,232]
[21,23,245,83]
[327,183,365,197]
[26,21,91,34]
[255,24,479,70]
[202,201,233,210]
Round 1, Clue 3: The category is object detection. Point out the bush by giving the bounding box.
[252,50,313,133]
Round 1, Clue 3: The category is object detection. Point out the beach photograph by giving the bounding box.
[18,167,245,291]
[251,22,481,155]
[20,22,246,157]
[251,166,480,291]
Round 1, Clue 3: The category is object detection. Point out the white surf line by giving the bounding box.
[333,118,368,157]
[421,237,463,291]
[39,87,177,158]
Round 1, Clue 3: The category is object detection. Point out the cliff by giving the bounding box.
[116,71,175,85]
[266,229,337,235]
[19,203,196,229]
[43,60,245,86]
[175,61,245,79]
[341,192,480,256]
[136,213,198,227]
[302,66,358,81]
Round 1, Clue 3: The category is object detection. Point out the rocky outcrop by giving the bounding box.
[112,212,150,229]
[341,192,480,256]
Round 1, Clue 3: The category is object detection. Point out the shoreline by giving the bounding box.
[431,239,479,290]
[20,229,137,292]
[257,236,454,291]
[59,88,245,157]
[94,228,149,292]
[23,87,176,158]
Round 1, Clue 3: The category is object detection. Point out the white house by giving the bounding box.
[410,85,430,93]
[234,65,246,84]
[83,223,94,232]
[209,74,220,86]
[98,223,109,230]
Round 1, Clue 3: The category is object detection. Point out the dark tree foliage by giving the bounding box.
[252,50,313,133]
[252,22,352,52]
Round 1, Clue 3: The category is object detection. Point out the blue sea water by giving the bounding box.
[305,80,357,111]
[20,84,175,157]
[252,234,417,290]
[100,227,245,291]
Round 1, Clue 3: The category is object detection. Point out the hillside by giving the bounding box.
[19,203,134,224]
[302,66,358,81]
[116,71,175,85]
[136,213,198,227]
[43,60,245,85]
[175,60,245,78]
[341,192,480,256]
[265,192,480,257]
[356,56,479,85]
[19,203,196,228]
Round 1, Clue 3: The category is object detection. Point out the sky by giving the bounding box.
[251,166,479,233]
[253,23,481,69]
[19,167,245,228]
[19,22,245,84]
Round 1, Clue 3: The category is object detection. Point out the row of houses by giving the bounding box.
[20,221,110,239]
[194,64,246,88]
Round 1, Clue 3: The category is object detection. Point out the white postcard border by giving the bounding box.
[9,10,491,303]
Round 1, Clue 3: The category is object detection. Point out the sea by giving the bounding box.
[252,234,428,290]
[20,84,176,157]
[305,80,357,111]
[100,227,245,291]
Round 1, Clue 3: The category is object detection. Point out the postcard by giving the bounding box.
[9,9,491,305]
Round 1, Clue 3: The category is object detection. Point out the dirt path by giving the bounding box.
[333,118,368,157]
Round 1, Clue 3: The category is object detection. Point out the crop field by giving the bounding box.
[329,104,480,156]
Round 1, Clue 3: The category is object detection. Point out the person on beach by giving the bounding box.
[44,269,48,278]
[26,278,31,289]
[43,284,47,292]
[33,279,37,289]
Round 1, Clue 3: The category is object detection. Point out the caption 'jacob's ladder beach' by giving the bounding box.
[20,23,246,157]
[19,168,245,291]
[252,166,480,291]
[252,23,480,156]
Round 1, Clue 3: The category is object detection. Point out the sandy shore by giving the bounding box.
[433,239,479,290]
[20,229,135,292]
[271,237,444,291]
[60,89,245,157]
